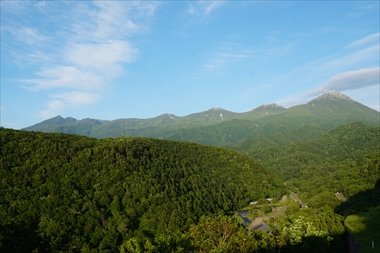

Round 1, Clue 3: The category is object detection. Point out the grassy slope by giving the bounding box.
[345,206,380,253]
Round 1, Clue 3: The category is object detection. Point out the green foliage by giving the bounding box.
[0,128,285,252]
[286,201,301,216]
[260,205,271,214]
[241,122,380,206]
[232,125,327,152]
[3,119,376,252]
[187,215,242,252]
[183,208,347,253]
[307,191,342,209]
[256,198,269,205]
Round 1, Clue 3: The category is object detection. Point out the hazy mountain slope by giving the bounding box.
[23,115,77,131]
[23,91,379,145]
[238,91,379,134]
[156,91,378,147]
[238,103,287,120]
[177,107,241,126]
[233,125,327,151]
[303,90,379,128]
[165,119,258,146]
[24,115,108,136]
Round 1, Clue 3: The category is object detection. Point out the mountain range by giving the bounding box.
[24,90,379,146]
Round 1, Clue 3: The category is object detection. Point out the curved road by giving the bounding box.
[289,192,307,208]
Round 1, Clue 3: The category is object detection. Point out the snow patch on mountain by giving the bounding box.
[312,90,353,102]
[260,103,284,109]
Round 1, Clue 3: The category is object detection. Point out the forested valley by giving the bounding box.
[1,122,379,252]
[234,122,380,211]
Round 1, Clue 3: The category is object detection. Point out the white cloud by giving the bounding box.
[204,1,223,15]
[21,66,104,92]
[278,67,380,108]
[203,42,293,72]
[346,32,380,48]
[65,40,138,77]
[187,4,195,15]
[0,1,29,15]
[4,1,157,119]
[10,27,48,45]
[203,47,254,71]
[37,92,101,119]
[52,92,100,106]
[183,1,223,17]
[306,67,380,97]
[319,44,379,73]
[35,1,47,7]
[204,53,252,70]
[70,1,157,41]
[37,100,66,119]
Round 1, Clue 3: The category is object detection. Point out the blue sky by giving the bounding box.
[1,1,379,129]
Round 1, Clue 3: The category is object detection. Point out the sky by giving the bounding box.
[1,1,379,129]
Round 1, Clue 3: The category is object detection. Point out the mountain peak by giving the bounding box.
[260,103,284,109]
[209,107,224,111]
[310,90,354,103]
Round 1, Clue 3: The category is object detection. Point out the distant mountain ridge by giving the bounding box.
[24,90,379,146]
[25,115,109,136]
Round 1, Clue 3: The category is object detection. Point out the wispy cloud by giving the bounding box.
[70,2,141,41]
[266,33,379,108]
[305,67,380,97]
[52,92,100,106]
[317,45,379,74]
[346,32,379,48]
[10,27,48,45]
[203,49,254,71]
[64,40,138,77]
[38,91,101,119]
[278,65,379,108]
[187,4,195,15]
[203,42,293,72]
[3,1,157,119]
[21,66,104,92]
[37,100,66,119]
[187,1,223,16]
[204,1,223,15]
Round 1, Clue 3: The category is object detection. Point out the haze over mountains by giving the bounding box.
[24,90,379,147]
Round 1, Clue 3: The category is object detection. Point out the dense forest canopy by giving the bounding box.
[1,128,286,252]
[1,121,379,252]
[235,122,380,210]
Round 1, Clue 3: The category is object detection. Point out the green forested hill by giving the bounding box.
[231,125,327,150]
[0,128,285,252]
[236,122,380,209]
